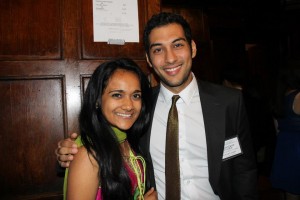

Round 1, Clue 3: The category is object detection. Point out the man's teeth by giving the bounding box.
[165,65,180,72]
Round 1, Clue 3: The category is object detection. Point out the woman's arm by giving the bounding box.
[66,146,99,200]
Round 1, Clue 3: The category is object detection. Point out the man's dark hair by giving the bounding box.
[143,12,192,56]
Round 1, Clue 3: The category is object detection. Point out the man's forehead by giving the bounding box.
[148,25,186,45]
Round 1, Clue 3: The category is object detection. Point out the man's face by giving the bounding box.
[146,23,197,94]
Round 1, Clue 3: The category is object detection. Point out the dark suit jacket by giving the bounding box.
[140,79,258,200]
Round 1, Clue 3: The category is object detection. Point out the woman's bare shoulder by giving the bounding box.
[70,146,98,171]
[293,91,300,115]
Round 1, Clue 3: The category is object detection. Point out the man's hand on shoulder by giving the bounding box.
[55,133,79,168]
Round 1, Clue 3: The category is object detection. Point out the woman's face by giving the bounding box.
[101,69,142,131]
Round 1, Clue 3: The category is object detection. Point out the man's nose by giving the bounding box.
[165,48,177,63]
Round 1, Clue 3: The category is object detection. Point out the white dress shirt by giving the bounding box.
[150,74,220,200]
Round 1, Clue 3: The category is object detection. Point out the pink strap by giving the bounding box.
[96,187,101,200]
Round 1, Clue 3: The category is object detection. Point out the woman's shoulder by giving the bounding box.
[66,142,100,199]
[293,91,300,115]
[73,136,96,165]
[70,142,98,171]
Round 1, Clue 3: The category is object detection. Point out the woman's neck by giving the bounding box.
[119,140,131,157]
[111,127,131,157]
[111,127,127,143]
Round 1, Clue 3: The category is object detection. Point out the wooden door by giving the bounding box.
[0,0,160,199]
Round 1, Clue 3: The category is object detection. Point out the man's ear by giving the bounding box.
[145,53,153,68]
[191,40,197,58]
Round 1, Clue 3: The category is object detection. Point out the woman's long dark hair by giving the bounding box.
[79,58,152,199]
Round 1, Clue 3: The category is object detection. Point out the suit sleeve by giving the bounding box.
[232,94,258,199]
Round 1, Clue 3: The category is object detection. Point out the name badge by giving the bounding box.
[222,136,243,160]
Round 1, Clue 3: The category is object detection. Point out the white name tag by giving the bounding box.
[222,136,243,160]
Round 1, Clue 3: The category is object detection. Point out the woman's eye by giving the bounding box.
[133,93,141,99]
[111,93,122,98]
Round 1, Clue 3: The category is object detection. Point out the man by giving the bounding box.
[56,12,258,199]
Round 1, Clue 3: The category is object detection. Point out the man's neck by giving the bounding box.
[161,72,194,94]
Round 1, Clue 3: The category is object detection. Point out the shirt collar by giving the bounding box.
[159,73,198,105]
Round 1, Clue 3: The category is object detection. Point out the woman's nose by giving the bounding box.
[122,97,133,110]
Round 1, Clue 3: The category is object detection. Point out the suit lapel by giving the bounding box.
[198,80,225,191]
[141,81,227,190]
[139,86,160,189]
[142,86,159,151]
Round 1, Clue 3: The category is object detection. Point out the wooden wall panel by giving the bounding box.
[0,0,62,60]
[0,0,161,199]
[0,77,66,199]
[78,59,154,104]
[81,0,158,59]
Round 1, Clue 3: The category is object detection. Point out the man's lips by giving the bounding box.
[164,65,181,75]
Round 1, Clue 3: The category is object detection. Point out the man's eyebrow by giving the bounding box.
[173,37,187,43]
[149,43,162,49]
[149,37,187,49]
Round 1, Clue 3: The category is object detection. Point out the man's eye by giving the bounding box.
[153,48,162,54]
[174,43,183,48]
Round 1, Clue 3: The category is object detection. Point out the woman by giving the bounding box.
[271,69,300,200]
[64,58,157,200]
